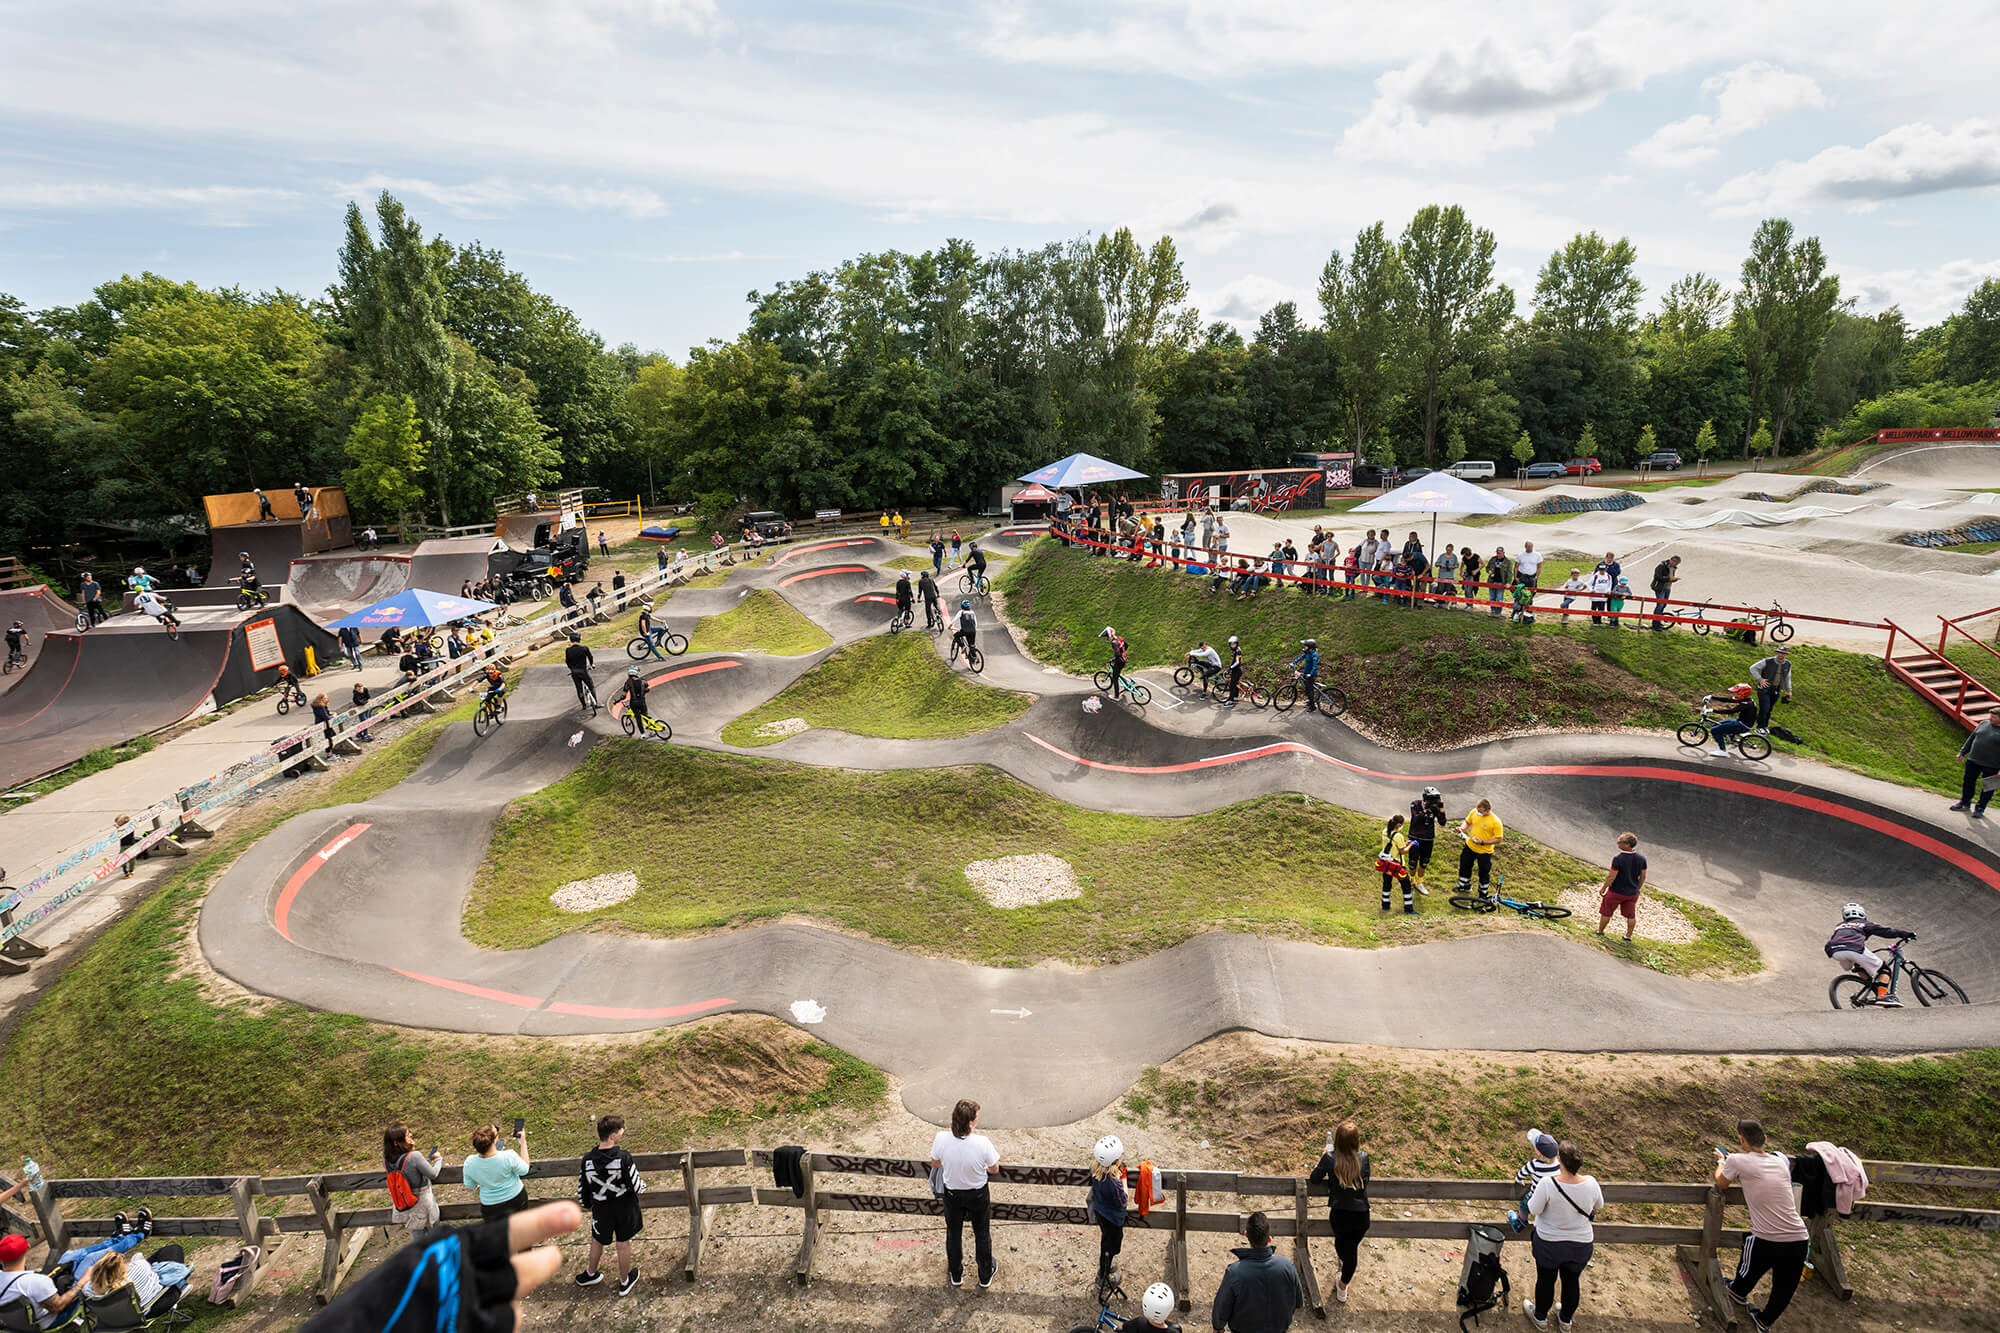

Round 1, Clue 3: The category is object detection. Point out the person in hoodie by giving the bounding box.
[1210,1211,1304,1333]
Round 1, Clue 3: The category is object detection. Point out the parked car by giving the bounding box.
[1448,460,1497,480]
[1640,450,1684,471]
[1351,462,1403,488]
[1520,461,1567,479]
[742,510,794,540]
[1563,457,1602,476]
[1401,467,1437,482]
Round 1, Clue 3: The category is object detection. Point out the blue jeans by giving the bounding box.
[59,1232,140,1280]
[1711,719,1750,749]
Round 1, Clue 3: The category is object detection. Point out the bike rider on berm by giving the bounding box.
[965,541,988,590]
[917,569,942,630]
[1825,903,1914,1007]
[894,571,914,626]
[613,665,652,727]
[1291,638,1322,711]
[5,620,26,666]
[1100,625,1127,696]
[564,630,596,708]
[951,599,978,659]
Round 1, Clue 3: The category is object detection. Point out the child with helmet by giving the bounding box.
[1089,1133,1129,1296]
[1825,903,1914,1007]
[1122,1281,1181,1330]
[1699,683,1760,756]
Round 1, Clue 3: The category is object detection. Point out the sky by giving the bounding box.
[4,0,1999,357]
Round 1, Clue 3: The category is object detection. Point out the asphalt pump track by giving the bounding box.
[198,529,2000,1127]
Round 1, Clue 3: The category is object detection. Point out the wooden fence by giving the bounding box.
[8,1152,1985,1321]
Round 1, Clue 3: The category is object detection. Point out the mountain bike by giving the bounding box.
[959,570,990,598]
[948,634,985,674]
[1068,1280,1140,1333]
[619,708,672,741]
[1752,602,1795,643]
[1449,877,1572,919]
[572,674,600,716]
[471,690,508,737]
[3,641,26,674]
[626,629,689,659]
[888,607,915,633]
[1829,938,1966,1010]
[1272,671,1347,716]
[1677,705,1772,760]
[1092,669,1152,706]
[1172,658,1227,699]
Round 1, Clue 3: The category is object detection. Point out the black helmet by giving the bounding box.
[1302,638,1318,648]
[1422,785,1442,800]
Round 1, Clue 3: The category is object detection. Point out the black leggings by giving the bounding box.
[1731,1235,1807,1324]
[1097,1218,1123,1279]
[1535,1258,1583,1324]
[1330,1210,1368,1284]
[1458,846,1493,892]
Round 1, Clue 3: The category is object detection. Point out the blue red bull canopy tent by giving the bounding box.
[1018,453,1149,490]
[326,587,499,630]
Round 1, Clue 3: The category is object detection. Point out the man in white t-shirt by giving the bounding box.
[1714,1117,1809,1332]
[1515,541,1543,588]
[0,1232,84,1329]
[930,1098,1000,1288]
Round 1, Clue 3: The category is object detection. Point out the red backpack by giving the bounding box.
[386,1154,420,1210]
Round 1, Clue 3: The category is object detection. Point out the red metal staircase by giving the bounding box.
[1884,611,2000,729]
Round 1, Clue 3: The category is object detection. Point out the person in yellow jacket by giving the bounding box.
[1456,798,1504,897]
[1377,813,1414,914]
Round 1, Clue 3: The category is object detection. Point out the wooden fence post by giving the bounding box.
[1294,1178,1325,1318]
[229,1177,267,1300]
[306,1176,340,1304]
[1165,1172,1190,1312]
[1806,1213,1852,1300]
[792,1155,817,1287]
[682,1151,705,1283]
[27,1180,67,1258]
[1678,1186,1739,1332]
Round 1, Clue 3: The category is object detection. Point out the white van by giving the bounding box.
[1448,460,1497,480]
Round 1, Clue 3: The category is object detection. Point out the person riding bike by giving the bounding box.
[134,587,177,631]
[236,552,259,592]
[128,565,158,595]
[613,665,653,728]
[894,571,915,625]
[1099,626,1128,696]
[917,570,942,630]
[1186,640,1222,692]
[1291,638,1323,712]
[479,662,507,711]
[564,630,596,709]
[1223,635,1243,707]
[965,541,989,591]
[950,600,978,659]
[5,620,27,667]
[272,663,307,707]
[1825,903,1915,1007]
[1406,786,1447,894]
[635,602,669,658]
[293,482,313,516]
[1700,683,1759,756]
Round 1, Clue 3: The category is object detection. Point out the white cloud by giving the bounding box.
[338,176,668,219]
[1838,256,2000,324]
[1709,119,2000,214]
[0,181,302,223]
[1195,273,1315,330]
[1630,62,1826,168]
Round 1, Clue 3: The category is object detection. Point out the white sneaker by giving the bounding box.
[1523,1298,1549,1330]
[1335,1280,1348,1303]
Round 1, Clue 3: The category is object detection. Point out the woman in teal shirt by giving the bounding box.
[461,1123,532,1221]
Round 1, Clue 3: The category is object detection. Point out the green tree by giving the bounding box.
[343,393,428,519]
[1748,418,1774,463]
[1693,418,1718,462]
[1576,421,1599,461]
[1443,425,1468,464]
[1734,218,1840,455]
[1945,279,2000,386]
[1511,428,1534,470]
[1634,423,1657,462]
[1319,222,1406,454]
[1532,232,1642,340]
[1396,205,1514,463]
[1814,308,1905,427]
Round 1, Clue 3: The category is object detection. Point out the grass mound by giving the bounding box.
[689,588,831,656]
[468,746,1755,976]
[719,633,1032,747]
[997,539,1965,789]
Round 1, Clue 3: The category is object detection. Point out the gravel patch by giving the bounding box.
[1555,887,1701,943]
[550,870,640,913]
[756,716,811,739]
[965,853,1082,909]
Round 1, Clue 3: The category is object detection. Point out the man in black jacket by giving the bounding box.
[1211,1212,1304,1332]
[1649,555,1681,629]
[1951,711,2000,818]
[564,632,597,710]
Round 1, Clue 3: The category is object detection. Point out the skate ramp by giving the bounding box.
[410,537,502,593]
[770,565,879,607]
[1855,443,2000,488]
[287,554,412,619]
[0,586,81,695]
[496,509,562,553]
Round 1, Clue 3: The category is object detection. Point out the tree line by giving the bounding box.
[2,192,1997,564]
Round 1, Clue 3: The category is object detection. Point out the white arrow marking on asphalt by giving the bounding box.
[990,1007,1032,1018]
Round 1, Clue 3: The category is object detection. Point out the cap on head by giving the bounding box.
[0,1233,29,1264]
[1773,645,1789,654]
[961,600,971,609]
[1531,1131,1559,1157]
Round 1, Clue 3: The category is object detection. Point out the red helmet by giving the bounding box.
[1729,683,1753,700]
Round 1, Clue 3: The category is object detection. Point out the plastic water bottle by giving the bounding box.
[21,1158,42,1191]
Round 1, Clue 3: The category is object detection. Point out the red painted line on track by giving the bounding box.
[855,594,897,605]
[390,968,545,1009]
[613,658,743,719]
[545,997,736,1020]
[771,539,875,567]
[778,565,869,586]
[273,822,371,942]
[1021,734,2000,894]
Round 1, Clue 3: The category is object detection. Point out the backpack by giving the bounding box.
[386,1154,420,1211]
[1133,1161,1166,1218]
[1456,1224,1510,1331]
[208,1246,259,1308]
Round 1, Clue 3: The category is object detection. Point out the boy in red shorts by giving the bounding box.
[1596,832,1647,939]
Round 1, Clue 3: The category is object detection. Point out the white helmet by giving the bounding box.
[1842,903,1866,921]
[1142,1282,1176,1320]
[1092,1134,1124,1168]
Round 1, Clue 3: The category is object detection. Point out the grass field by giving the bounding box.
[467,745,1756,976]
[719,632,1032,746]
[997,539,1965,790]
[689,587,831,655]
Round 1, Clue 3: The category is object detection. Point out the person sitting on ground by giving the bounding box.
[81,1240,193,1319]
[1699,683,1759,757]
[1824,903,1915,1007]
[1187,641,1223,692]
[1507,1130,1562,1232]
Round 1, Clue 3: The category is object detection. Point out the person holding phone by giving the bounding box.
[463,1121,533,1222]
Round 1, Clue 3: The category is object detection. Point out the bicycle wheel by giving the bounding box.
[1676,723,1711,747]
[1128,681,1152,705]
[654,718,672,742]
[1770,620,1794,644]
[1272,681,1299,712]
[619,711,638,738]
[1692,619,1710,637]
[276,694,291,716]
[164,620,179,641]
[626,637,652,660]
[472,703,495,737]
[1828,975,1873,1010]
[664,633,689,656]
[1735,734,1772,761]
[495,696,508,723]
[889,614,906,635]
[958,573,974,595]
[76,611,91,632]
[966,646,984,674]
[1520,903,1573,920]
[1910,966,1969,1006]
[1172,665,1195,688]
[1449,894,1499,914]
[2,655,15,676]
[1317,685,1349,716]
[1092,670,1114,692]
[1243,681,1270,710]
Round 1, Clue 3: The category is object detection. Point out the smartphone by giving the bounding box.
[1713,1145,1730,1157]
[513,1117,526,1138]
[430,1145,439,1157]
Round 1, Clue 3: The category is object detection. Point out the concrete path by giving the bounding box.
[197,530,2000,1127]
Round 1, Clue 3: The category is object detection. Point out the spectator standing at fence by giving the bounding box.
[464,1124,533,1223]
[1750,648,1791,734]
[1486,547,1512,615]
[1307,1121,1371,1304]
[384,1124,443,1244]
[1456,798,1503,896]
[312,693,336,753]
[1088,1135,1129,1292]
[351,680,374,742]
[1649,555,1681,630]
[1506,1130,1562,1232]
[930,1099,999,1289]
[1951,710,2000,816]
[1215,516,1231,559]
[1515,540,1543,592]
[1716,1118,1810,1332]
[1210,1210,1304,1333]
[1522,1141,1600,1331]
[1460,548,1482,610]
[1586,564,1613,626]
[1200,506,1216,557]
[1433,544,1459,601]
[574,1114,644,1295]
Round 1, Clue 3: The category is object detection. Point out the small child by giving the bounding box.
[1089,1134,1129,1293]
[1506,1130,1561,1233]
[575,1114,646,1295]
[1510,577,1535,624]
[1120,1281,1182,1330]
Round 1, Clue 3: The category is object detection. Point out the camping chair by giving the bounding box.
[0,1298,44,1333]
[82,1281,191,1331]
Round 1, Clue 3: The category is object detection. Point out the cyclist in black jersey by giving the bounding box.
[1405,786,1447,895]
[918,571,942,629]
[950,600,977,656]
[564,631,597,709]
[894,572,914,624]
[966,542,989,590]
[613,665,652,725]
[4,620,27,669]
